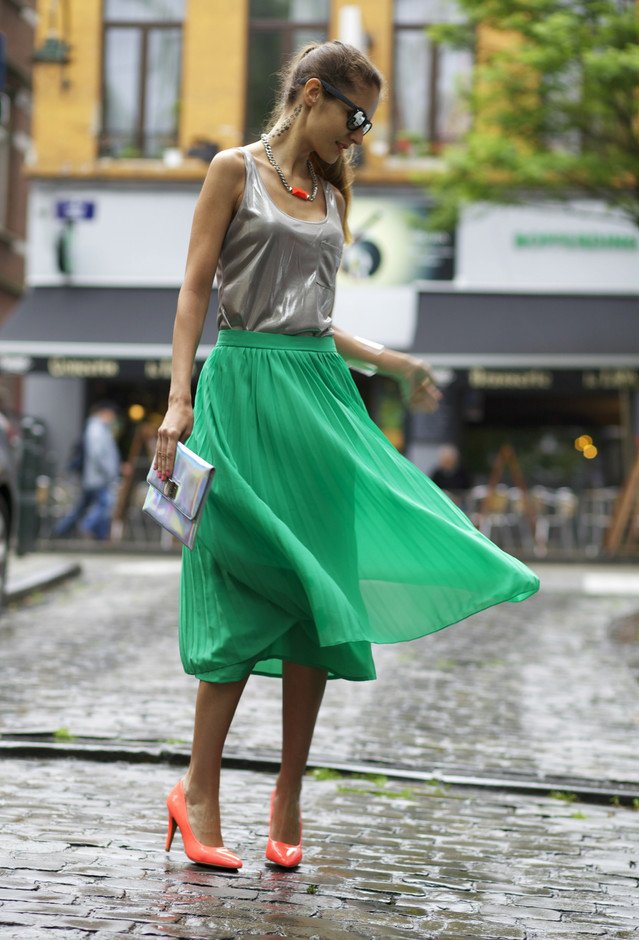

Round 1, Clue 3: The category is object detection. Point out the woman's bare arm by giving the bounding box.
[155,149,245,479]
[332,326,441,412]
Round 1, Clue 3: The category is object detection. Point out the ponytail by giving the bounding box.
[264,41,384,243]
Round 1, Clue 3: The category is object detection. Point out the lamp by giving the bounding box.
[33,0,72,65]
[33,37,71,64]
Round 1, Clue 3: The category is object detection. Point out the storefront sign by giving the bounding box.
[515,233,637,251]
[464,367,639,392]
[17,356,185,381]
[47,357,119,378]
[469,368,554,390]
[0,354,33,374]
[459,202,639,292]
[144,359,173,380]
[11,356,639,392]
[582,368,639,390]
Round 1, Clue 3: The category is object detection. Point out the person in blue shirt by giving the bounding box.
[53,400,121,541]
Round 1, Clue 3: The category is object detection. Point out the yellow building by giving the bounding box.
[3,0,637,514]
[2,0,468,473]
[30,0,470,183]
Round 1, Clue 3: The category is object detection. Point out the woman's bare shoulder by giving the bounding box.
[205,146,246,181]
[198,147,247,214]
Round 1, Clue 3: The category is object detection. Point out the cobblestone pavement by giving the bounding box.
[1,557,638,784]
[1,757,639,939]
[1,555,639,937]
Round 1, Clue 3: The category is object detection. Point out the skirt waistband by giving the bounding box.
[215,329,336,353]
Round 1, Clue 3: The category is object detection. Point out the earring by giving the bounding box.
[271,104,303,139]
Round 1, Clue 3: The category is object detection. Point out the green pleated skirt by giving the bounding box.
[179,329,539,683]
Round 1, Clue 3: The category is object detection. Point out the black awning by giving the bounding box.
[413,290,639,361]
[2,286,638,379]
[0,286,219,357]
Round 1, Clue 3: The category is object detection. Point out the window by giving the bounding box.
[393,0,472,155]
[100,0,184,159]
[245,0,330,143]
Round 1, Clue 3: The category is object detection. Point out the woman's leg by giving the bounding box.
[182,675,249,846]
[270,661,328,844]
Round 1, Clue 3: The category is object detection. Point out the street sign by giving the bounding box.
[55,200,96,221]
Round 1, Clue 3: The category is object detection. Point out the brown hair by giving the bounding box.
[264,41,384,242]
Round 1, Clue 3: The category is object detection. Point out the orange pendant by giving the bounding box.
[291,186,309,200]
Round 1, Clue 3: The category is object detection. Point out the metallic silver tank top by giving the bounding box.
[216,147,344,336]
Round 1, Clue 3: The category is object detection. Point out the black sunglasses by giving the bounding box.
[301,78,373,136]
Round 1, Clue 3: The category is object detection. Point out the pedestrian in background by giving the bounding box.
[154,40,539,871]
[54,401,121,541]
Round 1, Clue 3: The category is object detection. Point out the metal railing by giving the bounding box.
[33,474,633,559]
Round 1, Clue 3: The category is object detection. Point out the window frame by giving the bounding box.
[391,15,473,155]
[244,16,329,143]
[100,16,183,159]
[393,21,440,149]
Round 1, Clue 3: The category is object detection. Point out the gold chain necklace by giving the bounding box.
[260,134,319,202]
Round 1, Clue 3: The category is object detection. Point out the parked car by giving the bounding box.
[0,415,18,611]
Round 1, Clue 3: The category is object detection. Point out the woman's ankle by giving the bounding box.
[274,778,302,801]
[183,772,219,804]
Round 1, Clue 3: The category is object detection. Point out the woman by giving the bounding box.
[157,40,539,871]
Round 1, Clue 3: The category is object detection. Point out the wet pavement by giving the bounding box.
[1,555,639,937]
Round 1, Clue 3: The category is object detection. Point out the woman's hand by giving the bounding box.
[332,329,442,414]
[378,349,442,413]
[154,400,194,480]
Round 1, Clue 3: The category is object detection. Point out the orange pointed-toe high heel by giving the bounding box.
[165,779,242,869]
[265,788,303,868]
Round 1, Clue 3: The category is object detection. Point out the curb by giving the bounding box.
[1,737,638,807]
[36,540,181,556]
[6,560,83,603]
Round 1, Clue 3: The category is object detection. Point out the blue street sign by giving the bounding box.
[56,200,96,221]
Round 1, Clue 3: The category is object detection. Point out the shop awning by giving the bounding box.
[414,290,639,366]
[0,286,219,379]
[0,286,219,357]
[1,286,638,380]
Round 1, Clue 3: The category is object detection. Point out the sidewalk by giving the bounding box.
[1,555,639,937]
[5,551,82,603]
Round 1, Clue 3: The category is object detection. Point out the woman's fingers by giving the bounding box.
[152,405,194,480]
[412,386,440,412]
[400,361,442,413]
[154,430,180,480]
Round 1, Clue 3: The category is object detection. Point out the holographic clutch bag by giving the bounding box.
[143,442,215,549]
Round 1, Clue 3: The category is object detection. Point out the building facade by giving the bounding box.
[0,0,35,414]
[0,0,33,319]
[0,0,637,493]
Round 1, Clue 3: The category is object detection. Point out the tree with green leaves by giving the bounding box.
[425,0,639,230]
